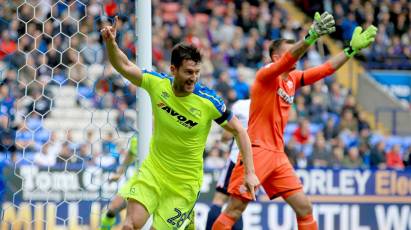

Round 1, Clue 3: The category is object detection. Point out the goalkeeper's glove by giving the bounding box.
[344,25,378,58]
[304,11,336,45]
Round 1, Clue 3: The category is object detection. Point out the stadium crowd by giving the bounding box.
[0,0,410,171]
[295,0,411,69]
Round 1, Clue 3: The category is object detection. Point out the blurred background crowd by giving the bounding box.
[0,0,410,171]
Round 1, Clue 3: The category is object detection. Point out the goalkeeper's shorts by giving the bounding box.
[119,158,199,229]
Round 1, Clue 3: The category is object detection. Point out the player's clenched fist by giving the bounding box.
[100,16,118,43]
[305,11,336,45]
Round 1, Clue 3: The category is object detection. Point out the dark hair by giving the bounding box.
[269,39,296,58]
[171,43,202,68]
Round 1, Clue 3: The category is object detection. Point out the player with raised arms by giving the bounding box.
[212,12,377,230]
[101,16,259,230]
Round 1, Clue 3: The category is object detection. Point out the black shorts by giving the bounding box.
[215,159,236,195]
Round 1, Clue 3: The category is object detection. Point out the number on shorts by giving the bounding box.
[167,208,181,225]
[167,208,190,228]
[176,212,187,228]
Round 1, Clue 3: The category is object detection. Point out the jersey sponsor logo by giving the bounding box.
[277,88,294,104]
[157,102,199,129]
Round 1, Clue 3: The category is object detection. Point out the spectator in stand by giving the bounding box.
[233,74,250,100]
[293,95,308,119]
[293,118,313,146]
[0,83,14,118]
[116,100,135,132]
[56,142,80,165]
[359,142,371,167]
[15,122,36,152]
[0,30,17,60]
[327,81,347,114]
[386,144,405,170]
[403,145,411,167]
[26,89,52,118]
[370,141,387,169]
[323,117,339,142]
[339,109,358,133]
[0,114,16,154]
[310,134,333,167]
[308,95,327,123]
[33,143,56,167]
[285,137,299,166]
[214,71,231,99]
[341,95,359,118]
[204,147,225,170]
[342,147,364,169]
[77,143,94,165]
[102,132,117,156]
[357,111,371,132]
[329,146,344,168]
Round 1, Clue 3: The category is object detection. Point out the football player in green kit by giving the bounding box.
[101,16,259,230]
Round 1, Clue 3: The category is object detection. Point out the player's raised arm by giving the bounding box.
[101,16,143,86]
[222,116,259,200]
[257,12,336,82]
[298,25,378,87]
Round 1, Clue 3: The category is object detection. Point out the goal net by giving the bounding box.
[1,0,138,229]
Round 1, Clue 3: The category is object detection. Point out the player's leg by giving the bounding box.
[284,191,316,230]
[153,181,201,230]
[100,195,127,229]
[121,160,161,230]
[212,147,270,230]
[212,196,248,230]
[122,198,150,230]
[262,154,317,230]
[206,160,243,230]
[206,191,228,230]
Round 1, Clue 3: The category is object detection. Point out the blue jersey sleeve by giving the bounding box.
[193,84,233,125]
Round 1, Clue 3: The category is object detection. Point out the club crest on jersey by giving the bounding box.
[286,80,294,89]
[277,88,294,104]
[189,107,202,118]
[157,101,198,129]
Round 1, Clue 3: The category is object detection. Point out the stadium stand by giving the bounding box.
[0,0,410,175]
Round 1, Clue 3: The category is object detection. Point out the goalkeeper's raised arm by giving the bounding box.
[101,16,143,86]
[298,24,378,86]
[257,11,336,82]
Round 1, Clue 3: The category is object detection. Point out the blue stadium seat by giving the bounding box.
[310,123,323,135]
[285,123,298,135]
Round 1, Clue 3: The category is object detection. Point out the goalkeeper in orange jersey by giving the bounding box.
[212,11,378,230]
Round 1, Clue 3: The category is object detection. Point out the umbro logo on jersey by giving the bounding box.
[157,102,198,129]
[161,91,170,99]
[277,88,294,104]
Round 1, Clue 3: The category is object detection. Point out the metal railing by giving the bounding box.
[375,107,411,135]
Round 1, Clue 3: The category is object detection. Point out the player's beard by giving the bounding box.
[183,79,196,92]
[174,78,196,95]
